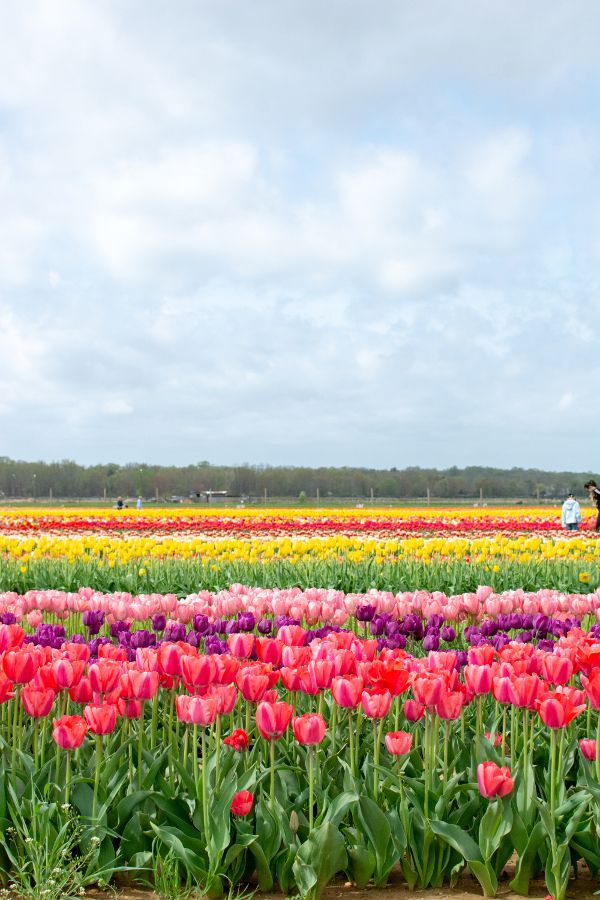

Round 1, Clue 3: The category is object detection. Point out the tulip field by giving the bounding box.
[0,507,600,900]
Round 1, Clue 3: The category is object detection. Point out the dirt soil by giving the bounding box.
[92,870,600,900]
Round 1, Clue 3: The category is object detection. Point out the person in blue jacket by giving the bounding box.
[561,493,581,530]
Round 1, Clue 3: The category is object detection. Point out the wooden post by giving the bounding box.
[156,486,159,501]
[49,487,52,500]
[480,487,483,502]
[370,487,374,503]
[427,487,431,505]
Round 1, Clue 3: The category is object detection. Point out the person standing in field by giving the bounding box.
[136,496,143,510]
[584,480,600,531]
[561,493,581,530]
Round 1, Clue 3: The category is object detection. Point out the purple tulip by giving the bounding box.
[151,614,167,632]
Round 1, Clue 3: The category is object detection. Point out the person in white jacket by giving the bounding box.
[561,493,582,531]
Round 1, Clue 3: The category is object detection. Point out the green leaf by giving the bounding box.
[249,839,274,891]
[509,820,545,896]
[293,822,347,900]
[429,819,483,864]
[346,846,376,888]
[357,795,390,878]
[318,791,358,828]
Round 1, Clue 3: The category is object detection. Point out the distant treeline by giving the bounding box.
[0,457,596,501]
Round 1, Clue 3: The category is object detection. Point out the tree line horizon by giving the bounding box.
[0,457,596,501]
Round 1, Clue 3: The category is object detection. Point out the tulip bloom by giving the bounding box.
[540,654,573,687]
[292,713,326,745]
[120,669,160,701]
[477,761,513,799]
[21,686,56,718]
[331,676,363,708]
[84,703,118,735]
[581,670,600,709]
[361,688,392,719]
[403,698,425,722]
[3,649,38,684]
[235,668,270,703]
[52,715,88,749]
[223,728,249,752]
[580,739,596,761]
[256,700,293,741]
[536,692,586,729]
[384,731,412,755]
[464,664,493,696]
[230,790,254,816]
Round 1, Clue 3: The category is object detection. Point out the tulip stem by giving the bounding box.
[443,721,450,784]
[33,719,39,770]
[373,719,384,799]
[151,691,159,749]
[269,739,276,812]
[11,686,20,786]
[308,747,315,831]
[348,710,355,777]
[330,702,337,755]
[424,713,430,819]
[193,723,200,800]
[215,716,222,788]
[65,750,71,807]
[201,728,209,842]
[93,734,102,821]
[138,712,144,791]
[549,728,556,816]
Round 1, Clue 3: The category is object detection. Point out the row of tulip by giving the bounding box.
[1,510,595,535]
[1,584,599,627]
[1,618,600,900]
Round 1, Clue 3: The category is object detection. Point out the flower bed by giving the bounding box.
[1,596,600,900]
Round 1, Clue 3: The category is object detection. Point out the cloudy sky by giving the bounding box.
[1,1,599,470]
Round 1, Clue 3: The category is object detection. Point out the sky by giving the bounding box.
[1,0,600,471]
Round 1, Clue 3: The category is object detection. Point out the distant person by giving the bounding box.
[561,493,581,531]
[584,480,600,532]
[116,496,124,510]
[136,496,143,510]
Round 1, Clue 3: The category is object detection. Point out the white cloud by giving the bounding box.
[1,1,600,468]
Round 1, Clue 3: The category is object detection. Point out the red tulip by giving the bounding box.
[412,673,445,707]
[435,689,465,720]
[308,659,335,691]
[255,638,283,667]
[84,703,118,734]
[227,633,255,659]
[536,691,586,729]
[69,676,94,704]
[88,661,121,695]
[214,654,240,684]
[384,730,412,755]
[331,675,363,708]
[464,664,493,696]
[235,667,270,703]
[361,688,392,719]
[403,698,425,722]
[292,713,326,745]
[52,714,88,749]
[61,642,90,664]
[492,675,512,704]
[0,672,14,704]
[477,761,513,798]
[281,646,311,667]
[230,790,254,816]
[507,674,542,710]
[53,658,85,690]
[21,686,56,718]
[117,698,143,719]
[540,654,574,687]
[3,649,38,684]
[581,670,600,710]
[276,625,306,646]
[256,700,293,741]
[0,624,25,653]
[484,731,502,748]
[157,643,184,677]
[580,739,596,761]
[120,668,160,700]
[98,644,127,662]
[208,683,237,715]
[223,728,249,752]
